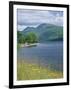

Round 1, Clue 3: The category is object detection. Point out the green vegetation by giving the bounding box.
[17,31,38,44]
[17,43,20,49]
[17,61,63,80]
[21,23,63,42]
[17,23,63,44]
[25,32,38,44]
[17,31,25,43]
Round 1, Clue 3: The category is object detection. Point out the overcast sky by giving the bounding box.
[17,9,63,31]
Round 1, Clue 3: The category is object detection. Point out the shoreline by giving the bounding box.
[19,43,38,48]
[18,41,63,48]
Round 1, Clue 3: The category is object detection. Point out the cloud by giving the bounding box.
[17,9,63,30]
[17,25,27,31]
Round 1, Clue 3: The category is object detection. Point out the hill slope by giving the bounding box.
[20,23,63,42]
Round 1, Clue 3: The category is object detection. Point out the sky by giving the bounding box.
[17,9,63,31]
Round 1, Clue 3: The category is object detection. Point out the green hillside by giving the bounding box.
[19,23,63,42]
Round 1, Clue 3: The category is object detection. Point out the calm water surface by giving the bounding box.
[17,41,63,71]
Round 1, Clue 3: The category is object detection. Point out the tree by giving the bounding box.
[17,31,38,44]
[25,32,38,44]
[17,31,25,43]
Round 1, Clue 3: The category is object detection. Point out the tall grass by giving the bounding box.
[17,60,63,80]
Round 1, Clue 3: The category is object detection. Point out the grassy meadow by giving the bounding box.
[17,60,63,80]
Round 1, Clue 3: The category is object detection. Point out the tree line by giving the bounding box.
[17,31,38,44]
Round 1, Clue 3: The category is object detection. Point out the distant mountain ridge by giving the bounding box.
[20,23,63,42]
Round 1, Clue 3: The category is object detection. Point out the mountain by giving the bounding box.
[20,23,63,42]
